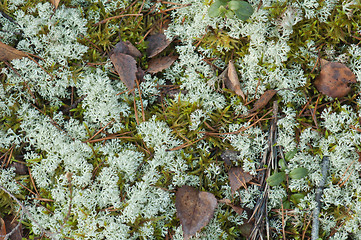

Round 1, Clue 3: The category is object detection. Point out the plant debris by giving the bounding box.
[314,59,357,98]
[50,0,61,9]
[0,217,6,240]
[113,41,142,59]
[147,55,178,74]
[0,42,27,62]
[3,215,22,240]
[228,167,253,194]
[219,60,246,100]
[175,185,218,240]
[110,52,137,92]
[249,89,277,112]
[218,198,244,215]
[146,33,173,58]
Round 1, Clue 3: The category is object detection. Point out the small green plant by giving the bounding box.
[267,149,309,187]
[208,0,254,20]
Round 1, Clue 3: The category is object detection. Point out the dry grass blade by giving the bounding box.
[0,42,27,62]
[249,101,279,240]
[147,55,178,74]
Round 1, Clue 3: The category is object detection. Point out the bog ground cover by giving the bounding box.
[1,0,361,239]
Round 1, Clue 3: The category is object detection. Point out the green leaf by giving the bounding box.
[278,158,287,171]
[289,167,308,179]
[225,10,235,18]
[233,1,254,21]
[291,193,305,204]
[267,172,286,186]
[285,148,297,161]
[228,0,243,10]
[208,0,228,17]
[282,200,291,209]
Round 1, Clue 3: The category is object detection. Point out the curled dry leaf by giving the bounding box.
[176,185,218,240]
[110,52,137,92]
[50,0,61,9]
[113,41,142,59]
[228,167,253,194]
[0,42,27,62]
[146,33,172,58]
[249,89,277,112]
[219,61,245,100]
[314,59,357,98]
[227,60,245,100]
[147,55,178,74]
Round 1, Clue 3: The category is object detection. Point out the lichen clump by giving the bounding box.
[1,0,361,239]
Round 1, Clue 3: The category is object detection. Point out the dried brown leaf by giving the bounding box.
[226,60,245,100]
[147,56,178,74]
[113,41,142,59]
[176,185,218,240]
[136,67,145,82]
[146,33,172,58]
[249,89,277,112]
[0,42,27,62]
[8,162,28,175]
[50,0,61,9]
[110,52,137,92]
[228,167,253,194]
[314,59,357,98]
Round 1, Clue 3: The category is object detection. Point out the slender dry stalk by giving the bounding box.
[249,101,279,240]
[311,156,329,240]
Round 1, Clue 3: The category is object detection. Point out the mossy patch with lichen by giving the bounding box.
[1,0,361,239]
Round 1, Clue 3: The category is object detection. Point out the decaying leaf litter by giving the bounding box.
[1,0,361,239]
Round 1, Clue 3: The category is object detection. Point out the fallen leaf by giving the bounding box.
[228,167,253,194]
[113,41,142,59]
[110,52,137,92]
[147,56,178,74]
[249,89,277,112]
[3,215,22,240]
[50,0,60,9]
[226,60,245,100]
[136,67,145,82]
[0,42,27,62]
[314,59,357,98]
[146,33,172,58]
[218,198,244,215]
[176,185,218,240]
[8,161,28,175]
[0,217,6,240]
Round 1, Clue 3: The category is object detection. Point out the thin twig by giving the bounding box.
[311,156,329,240]
[0,185,57,239]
